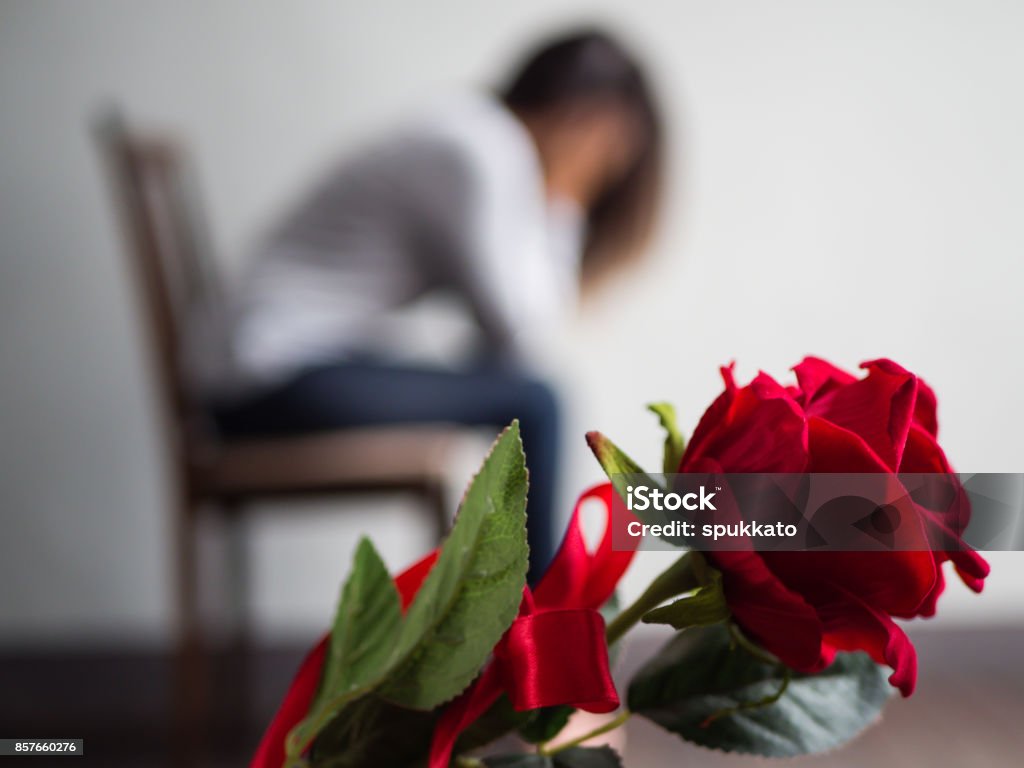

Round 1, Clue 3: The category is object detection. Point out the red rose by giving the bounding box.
[681,357,989,696]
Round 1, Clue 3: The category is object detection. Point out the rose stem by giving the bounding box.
[604,551,700,645]
[538,709,633,756]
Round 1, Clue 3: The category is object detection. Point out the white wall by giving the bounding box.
[1,0,1022,648]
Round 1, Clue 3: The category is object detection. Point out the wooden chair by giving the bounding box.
[94,110,465,758]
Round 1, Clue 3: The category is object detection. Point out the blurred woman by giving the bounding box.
[204,28,664,580]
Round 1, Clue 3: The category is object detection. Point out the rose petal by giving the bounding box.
[804,359,917,471]
[913,504,990,602]
[952,550,990,592]
[764,551,937,621]
[681,369,809,473]
[707,550,826,672]
[915,568,945,617]
[806,416,893,473]
[801,418,939,616]
[818,586,919,697]
[899,424,952,474]
[681,364,739,471]
[913,377,939,436]
[919,551,989,616]
[793,356,856,406]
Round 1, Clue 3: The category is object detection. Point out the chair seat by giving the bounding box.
[194,425,468,499]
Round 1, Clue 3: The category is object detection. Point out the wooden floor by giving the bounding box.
[1,626,1021,766]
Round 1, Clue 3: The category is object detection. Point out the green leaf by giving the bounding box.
[628,624,893,757]
[380,422,530,710]
[286,537,402,758]
[454,695,531,754]
[483,746,622,767]
[518,705,574,744]
[586,430,698,549]
[647,402,686,475]
[323,538,402,694]
[641,563,729,630]
[584,431,650,505]
[309,695,438,767]
[604,552,702,646]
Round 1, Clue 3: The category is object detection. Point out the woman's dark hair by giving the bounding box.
[500,28,664,286]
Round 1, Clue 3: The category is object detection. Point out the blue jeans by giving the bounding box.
[211,362,561,583]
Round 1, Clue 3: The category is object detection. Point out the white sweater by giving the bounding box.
[197,93,583,396]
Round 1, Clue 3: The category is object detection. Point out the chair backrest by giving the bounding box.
[95,110,222,466]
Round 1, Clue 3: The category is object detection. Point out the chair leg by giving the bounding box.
[223,503,252,733]
[173,493,204,767]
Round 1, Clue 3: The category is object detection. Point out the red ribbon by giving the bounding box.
[251,483,636,768]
